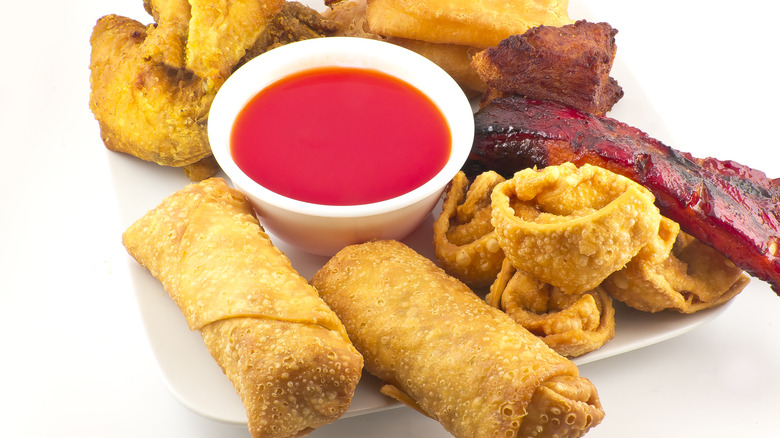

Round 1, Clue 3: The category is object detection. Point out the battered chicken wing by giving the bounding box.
[89,14,214,169]
[89,0,284,177]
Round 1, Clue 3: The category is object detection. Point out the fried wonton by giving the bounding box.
[487,259,615,357]
[603,217,750,313]
[433,171,505,289]
[491,163,661,294]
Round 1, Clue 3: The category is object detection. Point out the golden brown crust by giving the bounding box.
[472,20,624,114]
[324,0,485,94]
[487,259,616,357]
[491,163,661,294]
[89,0,285,174]
[603,217,750,313]
[123,178,363,438]
[365,0,572,49]
[182,155,220,181]
[186,0,286,88]
[241,1,341,66]
[89,15,213,168]
[433,171,505,289]
[311,240,604,438]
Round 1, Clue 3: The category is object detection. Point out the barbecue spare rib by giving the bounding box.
[467,96,780,295]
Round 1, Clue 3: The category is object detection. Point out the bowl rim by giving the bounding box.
[209,36,474,219]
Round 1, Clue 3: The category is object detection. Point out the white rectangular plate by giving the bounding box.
[108,2,733,425]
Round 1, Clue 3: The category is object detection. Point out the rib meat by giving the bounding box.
[467,96,780,294]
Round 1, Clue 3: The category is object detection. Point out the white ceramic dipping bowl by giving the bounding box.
[209,37,474,256]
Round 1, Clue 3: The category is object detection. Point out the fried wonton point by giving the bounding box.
[491,163,661,294]
[433,171,506,289]
[487,259,616,357]
[603,217,750,313]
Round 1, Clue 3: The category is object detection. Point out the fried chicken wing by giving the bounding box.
[89,14,214,169]
[242,1,340,64]
[141,0,190,68]
[324,0,485,94]
[89,0,285,178]
[187,0,285,89]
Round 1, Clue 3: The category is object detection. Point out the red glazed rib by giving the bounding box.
[468,96,780,294]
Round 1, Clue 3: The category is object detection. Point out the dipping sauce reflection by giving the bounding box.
[230,67,451,206]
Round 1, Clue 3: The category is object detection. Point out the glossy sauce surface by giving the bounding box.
[231,67,451,206]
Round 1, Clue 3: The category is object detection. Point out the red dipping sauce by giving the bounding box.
[230,67,451,206]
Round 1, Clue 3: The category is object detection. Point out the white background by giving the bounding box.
[1,0,779,437]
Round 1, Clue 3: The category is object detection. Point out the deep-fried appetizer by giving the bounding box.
[386,37,486,95]
[90,0,285,178]
[141,0,191,69]
[491,163,661,294]
[185,0,287,89]
[365,0,572,49]
[469,96,780,295]
[89,14,215,169]
[603,217,750,313]
[241,1,340,64]
[487,259,615,357]
[122,178,363,438]
[433,171,505,289]
[472,20,623,114]
[311,240,605,438]
[324,0,485,94]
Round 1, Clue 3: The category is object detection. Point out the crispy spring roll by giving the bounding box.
[365,0,572,49]
[311,240,604,438]
[122,178,363,438]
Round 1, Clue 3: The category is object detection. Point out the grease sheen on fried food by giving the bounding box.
[311,240,605,438]
[365,0,572,49]
[122,177,363,438]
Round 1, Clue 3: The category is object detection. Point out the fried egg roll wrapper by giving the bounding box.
[311,240,604,438]
[487,259,615,357]
[492,163,661,294]
[365,0,572,49]
[324,0,485,94]
[603,217,750,313]
[122,178,363,438]
[433,171,505,289]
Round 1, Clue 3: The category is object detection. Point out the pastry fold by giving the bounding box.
[122,177,363,438]
[486,259,615,357]
[491,163,661,294]
[433,171,505,289]
[602,217,750,313]
[311,240,604,438]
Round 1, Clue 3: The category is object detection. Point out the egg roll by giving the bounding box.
[311,240,604,438]
[365,0,572,49]
[324,0,485,94]
[122,177,363,438]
